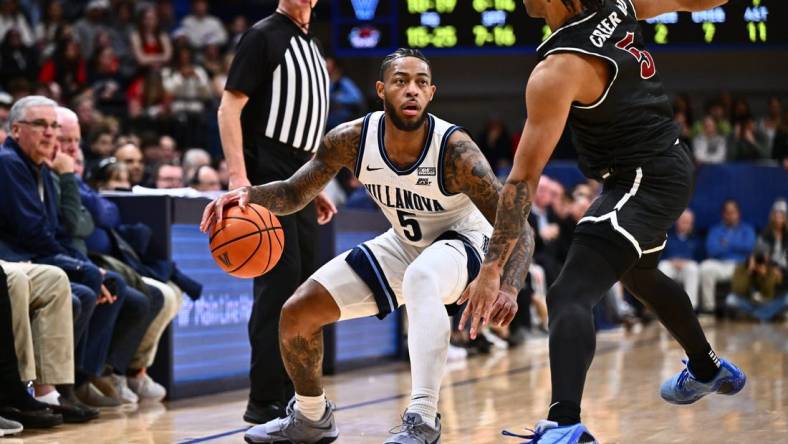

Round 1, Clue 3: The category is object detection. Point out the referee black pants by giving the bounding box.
[246,146,318,405]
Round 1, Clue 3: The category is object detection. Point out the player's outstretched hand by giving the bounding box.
[315,191,338,225]
[458,267,516,339]
[200,186,252,233]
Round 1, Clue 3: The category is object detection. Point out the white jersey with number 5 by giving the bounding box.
[353,111,492,249]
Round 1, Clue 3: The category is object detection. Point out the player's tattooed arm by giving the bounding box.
[247,119,363,215]
[484,180,534,291]
[442,131,535,293]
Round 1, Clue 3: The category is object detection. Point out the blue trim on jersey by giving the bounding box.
[376,114,435,176]
[353,113,373,178]
[344,243,398,320]
[437,125,464,197]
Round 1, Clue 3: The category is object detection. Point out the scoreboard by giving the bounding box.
[332,0,786,55]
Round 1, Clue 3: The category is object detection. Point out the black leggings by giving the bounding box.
[547,233,711,407]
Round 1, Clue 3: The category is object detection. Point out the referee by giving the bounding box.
[214,0,336,424]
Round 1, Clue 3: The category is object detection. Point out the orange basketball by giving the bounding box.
[209,203,285,278]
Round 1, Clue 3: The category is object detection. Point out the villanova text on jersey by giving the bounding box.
[363,184,447,213]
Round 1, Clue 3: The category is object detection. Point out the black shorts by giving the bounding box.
[575,141,693,263]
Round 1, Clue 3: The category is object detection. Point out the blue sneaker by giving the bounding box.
[660,358,746,405]
[502,420,597,443]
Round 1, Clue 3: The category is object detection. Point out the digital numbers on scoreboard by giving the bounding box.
[332,0,788,55]
[399,0,533,50]
[641,0,783,46]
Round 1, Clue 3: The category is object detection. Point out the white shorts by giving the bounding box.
[310,228,486,321]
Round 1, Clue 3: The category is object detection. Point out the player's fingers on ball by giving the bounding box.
[200,202,216,231]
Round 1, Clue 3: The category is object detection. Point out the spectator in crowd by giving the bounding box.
[0,28,37,88]
[477,115,513,173]
[88,43,126,118]
[84,125,114,170]
[758,96,782,150]
[217,158,229,190]
[0,0,35,48]
[129,5,172,70]
[772,109,788,169]
[758,199,787,273]
[106,0,135,78]
[190,164,221,192]
[228,15,248,48]
[201,42,224,78]
[153,162,183,189]
[114,142,145,186]
[72,0,108,61]
[162,45,212,147]
[530,176,564,283]
[325,56,366,131]
[126,69,169,126]
[182,147,211,183]
[732,115,769,161]
[158,134,178,163]
[0,264,62,431]
[34,0,63,56]
[693,115,727,164]
[89,157,130,191]
[38,34,87,102]
[672,93,694,127]
[658,209,702,310]
[0,91,11,124]
[673,110,692,148]
[725,244,786,322]
[700,199,757,312]
[179,0,227,49]
[695,100,732,138]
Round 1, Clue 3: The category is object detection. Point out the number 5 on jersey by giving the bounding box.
[397,210,422,242]
[615,32,656,79]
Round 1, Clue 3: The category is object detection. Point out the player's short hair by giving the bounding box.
[561,0,605,13]
[379,48,431,81]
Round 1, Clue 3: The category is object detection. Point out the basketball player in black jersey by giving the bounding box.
[461,0,746,442]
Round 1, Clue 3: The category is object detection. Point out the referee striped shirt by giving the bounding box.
[226,13,329,155]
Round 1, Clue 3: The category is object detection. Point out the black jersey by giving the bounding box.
[537,0,679,180]
[226,13,329,156]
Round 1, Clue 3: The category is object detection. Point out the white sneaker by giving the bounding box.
[127,373,167,401]
[109,374,139,404]
[0,415,23,436]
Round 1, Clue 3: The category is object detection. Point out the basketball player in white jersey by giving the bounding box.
[201,48,534,444]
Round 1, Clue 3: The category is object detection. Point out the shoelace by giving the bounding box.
[388,414,424,437]
[676,359,693,389]
[502,428,541,444]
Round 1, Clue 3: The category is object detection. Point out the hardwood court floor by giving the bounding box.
[10,320,788,444]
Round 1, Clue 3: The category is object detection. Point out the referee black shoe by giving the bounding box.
[243,400,285,425]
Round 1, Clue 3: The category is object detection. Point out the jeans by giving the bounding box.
[726,293,788,321]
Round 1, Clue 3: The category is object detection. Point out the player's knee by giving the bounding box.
[281,282,338,335]
[402,266,439,299]
[546,280,590,325]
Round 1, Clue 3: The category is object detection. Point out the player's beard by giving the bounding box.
[384,96,429,132]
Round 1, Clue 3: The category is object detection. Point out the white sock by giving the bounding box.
[35,389,61,406]
[295,392,327,422]
[402,241,467,430]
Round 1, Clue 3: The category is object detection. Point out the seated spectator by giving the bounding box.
[178,0,227,49]
[758,199,787,273]
[88,39,126,118]
[0,264,61,432]
[725,246,786,322]
[182,147,211,183]
[732,115,769,161]
[38,34,87,102]
[758,96,782,149]
[73,0,109,60]
[84,125,114,171]
[692,115,727,164]
[129,5,172,70]
[162,45,212,147]
[772,109,788,170]
[0,0,35,48]
[674,110,692,148]
[153,161,183,189]
[35,0,66,59]
[1,261,99,423]
[658,209,702,309]
[694,100,732,138]
[89,157,131,191]
[159,134,179,163]
[190,165,221,192]
[114,143,145,186]
[0,28,38,88]
[700,199,756,312]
